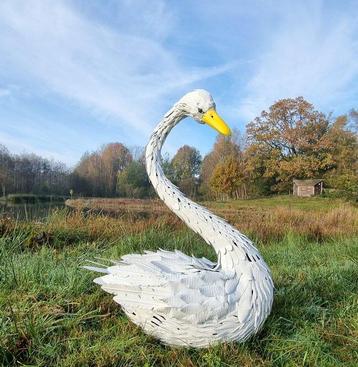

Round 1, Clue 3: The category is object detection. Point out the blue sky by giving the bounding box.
[0,0,357,167]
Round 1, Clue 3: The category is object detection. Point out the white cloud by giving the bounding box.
[0,130,74,165]
[237,2,358,121]
[95,0,175,41]
[0,0,231,135]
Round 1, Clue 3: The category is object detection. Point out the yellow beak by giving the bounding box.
[201,108,231,136]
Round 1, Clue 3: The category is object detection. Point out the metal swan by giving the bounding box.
[86,90,274,348]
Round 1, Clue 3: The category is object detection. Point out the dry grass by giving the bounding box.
[217,205,358,242]
[0,209,180,250]
[66,198,168,214]
[1,197,356,253]
[62,197,358,243]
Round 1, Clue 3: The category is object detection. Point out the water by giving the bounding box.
[0,202,65,221]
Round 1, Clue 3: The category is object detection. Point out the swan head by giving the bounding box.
[177,89,231,136]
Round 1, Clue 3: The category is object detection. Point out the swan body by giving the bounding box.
[86,90,274,348]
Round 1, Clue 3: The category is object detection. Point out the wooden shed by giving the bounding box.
[293,179,323,197]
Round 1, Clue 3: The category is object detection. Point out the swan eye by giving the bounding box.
[198,108,203,114]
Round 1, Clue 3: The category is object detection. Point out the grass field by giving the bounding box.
[1,197,357,366]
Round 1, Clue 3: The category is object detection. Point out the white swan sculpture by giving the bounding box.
[86,90,274,348]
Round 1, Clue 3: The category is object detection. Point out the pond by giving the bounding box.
[0,202,66,221]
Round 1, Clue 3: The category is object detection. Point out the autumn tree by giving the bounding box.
[101,143,132,196]
[171,145,201,197]
[323,115,358,193]
[200,131,243,197]
[73,143,132,197]
[73,152,102,196]
[246,97,335,193]
[348,109,358,133]
[210,154,248,200]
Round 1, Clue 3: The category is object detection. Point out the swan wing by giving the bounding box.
[87,250,237,324]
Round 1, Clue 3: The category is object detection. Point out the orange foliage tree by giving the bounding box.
[246,97,336,193]
[200,132,243,198]
[210,154,248,200]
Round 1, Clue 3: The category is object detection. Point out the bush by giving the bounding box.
[322,189,358,202]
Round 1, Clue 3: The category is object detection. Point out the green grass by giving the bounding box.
[0,206,357,366]
[206,195,348,211]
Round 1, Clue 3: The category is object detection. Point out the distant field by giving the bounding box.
[66,195,347,212]
[205,195,349,211]
[66,197,168,214]
[1,197,357,366]
[66,196,358,242]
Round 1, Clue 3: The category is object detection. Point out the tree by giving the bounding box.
[117,160,151,198]
[200,131,243,198]
[0,144,71,196]
[161,153,175,181]
[171,145,201,180]
[323,115,358,193]
[348,109,358,133]
[171,145,201,196]
[246,97,335,193]
[210,154,248,200]
[101,143,132,196]
[74,152,104,196]
[73,143,132,197]
[0,144,12,196]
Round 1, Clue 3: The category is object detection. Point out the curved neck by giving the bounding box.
[145,105,260,271]
[146,106,184,170]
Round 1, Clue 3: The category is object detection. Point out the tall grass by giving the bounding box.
[0,202,357,366]
[222,205,358,242]
[2,199,356,247]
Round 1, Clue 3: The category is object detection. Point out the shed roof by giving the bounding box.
[293,179,323,186]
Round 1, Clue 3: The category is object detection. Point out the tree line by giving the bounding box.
[1,97,357,200]
[0,145,70,197]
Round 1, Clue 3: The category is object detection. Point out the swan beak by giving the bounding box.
[201,109,232,136]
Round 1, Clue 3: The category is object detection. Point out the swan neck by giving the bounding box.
[145,104,262,271]
[146,107,184,157]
